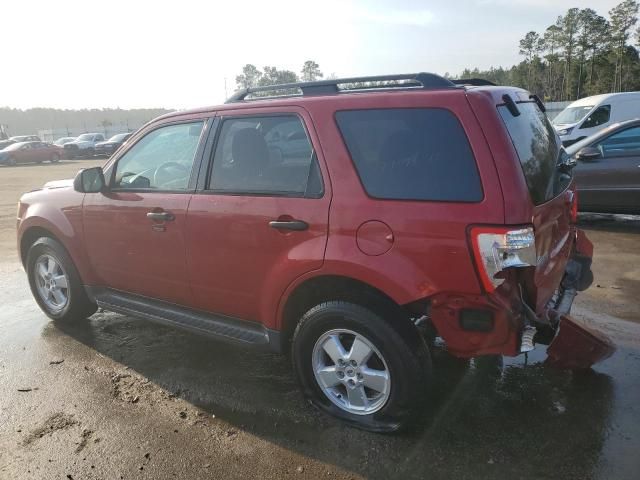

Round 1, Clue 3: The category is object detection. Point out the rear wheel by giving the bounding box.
[292,301,431,432]
[50,153,60,163]
[26,237,97,322]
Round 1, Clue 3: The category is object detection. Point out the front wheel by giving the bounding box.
[50,153,60,163]
[292,301,431,432]
[26,237,97,322]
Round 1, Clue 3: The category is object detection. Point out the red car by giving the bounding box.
[0,141,64,166]
[16,73,609,432]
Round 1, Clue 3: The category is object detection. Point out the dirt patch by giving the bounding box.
[23,412,78,446]
[75,428,94,453]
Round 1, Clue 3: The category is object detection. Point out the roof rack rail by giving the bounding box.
[451,78,496,87]
[225,72,457,103]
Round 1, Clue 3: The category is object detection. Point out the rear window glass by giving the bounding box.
[498,102,566,205]
[335,108,483,202]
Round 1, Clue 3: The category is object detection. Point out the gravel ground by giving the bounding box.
[1,162,639,479]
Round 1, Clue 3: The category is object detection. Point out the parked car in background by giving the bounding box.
[565,119,640,214]
[63,133,105,158]
[0,139,14,150]
[0,141,63,166]
[9,135,41,143]
[553,92,640,146]
[53,137,77,146]
[16,73,609,432]
[94,133,132,157]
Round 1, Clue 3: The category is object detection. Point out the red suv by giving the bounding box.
[17,73,599,432]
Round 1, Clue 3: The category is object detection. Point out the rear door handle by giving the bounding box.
[269,220,309,231]
[146,211,175,222]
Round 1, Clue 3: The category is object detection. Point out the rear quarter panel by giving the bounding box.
[298,90,505,305]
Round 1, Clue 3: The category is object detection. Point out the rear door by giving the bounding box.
[498,100,574,312]
[186,107,330,325]
[574,125,640,212]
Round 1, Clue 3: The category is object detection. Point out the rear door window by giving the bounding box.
[208,115,322,197]
[335,108,482,202]
[498,102,566,205]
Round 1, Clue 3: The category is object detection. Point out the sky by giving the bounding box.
[0,0,625,110]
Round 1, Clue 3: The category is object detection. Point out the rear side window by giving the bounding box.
[209,115,322,197]
[335,109,482,202]
[498,102,565,205]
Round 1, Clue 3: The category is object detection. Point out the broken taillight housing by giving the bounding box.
[470,226,537,292]
[570,189,578,223]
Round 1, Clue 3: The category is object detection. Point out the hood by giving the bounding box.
[43,178,74,189]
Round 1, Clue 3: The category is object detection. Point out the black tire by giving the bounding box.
[26,237,97,322]
[292,301,432,432]
[50,153,60,163]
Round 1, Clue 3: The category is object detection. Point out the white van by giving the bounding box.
[552,92,640,146]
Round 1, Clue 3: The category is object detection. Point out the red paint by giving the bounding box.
[356,221,394,256]
[16,84,597,359]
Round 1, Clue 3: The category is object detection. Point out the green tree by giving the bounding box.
[609,0,639,91]
[300,60,323,81]
[235,64,262,89]
[542,24,563,100]
[258,66,298,86]
[519,31,543,89]
[557,8,581,100]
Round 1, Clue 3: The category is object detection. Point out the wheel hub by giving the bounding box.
[34,254,69,313]
[312,329,391,415]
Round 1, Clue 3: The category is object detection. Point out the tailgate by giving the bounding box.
[530,187,575,312]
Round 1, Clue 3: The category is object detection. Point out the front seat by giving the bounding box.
[229,128,270,188]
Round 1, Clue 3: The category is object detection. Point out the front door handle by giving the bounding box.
[269,220,309,231]
[147,211,175,222]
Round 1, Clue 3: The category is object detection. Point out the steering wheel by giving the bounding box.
[153,161,189,187]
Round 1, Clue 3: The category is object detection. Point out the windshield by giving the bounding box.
[552,105,595,125]
[108,133,129,142]
[54,137,73,145]
[499,102,569,205]
[76,134,94,141]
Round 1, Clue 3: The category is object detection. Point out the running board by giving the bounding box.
[86,287,281,352]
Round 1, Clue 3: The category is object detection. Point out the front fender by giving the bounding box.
[18,190,95,284]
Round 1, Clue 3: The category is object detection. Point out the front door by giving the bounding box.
[83,120,207,306]
[186,109,330,325]
[575,125,640,212]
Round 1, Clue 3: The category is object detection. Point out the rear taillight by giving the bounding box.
[470,226,537,292]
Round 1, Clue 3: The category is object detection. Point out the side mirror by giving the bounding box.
[74,166,106,193]
[576,146,601,161]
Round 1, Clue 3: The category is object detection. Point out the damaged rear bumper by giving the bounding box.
[429,229,615,368]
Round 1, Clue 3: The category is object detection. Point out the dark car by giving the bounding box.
[17,73,609,432]
[94,133,132,157]
[0,141,63,166]
[565,119,640,214]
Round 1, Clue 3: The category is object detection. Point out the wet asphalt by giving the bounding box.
[0,213,639,479]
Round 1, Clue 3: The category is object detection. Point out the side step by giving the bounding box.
[87,287,280,352]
